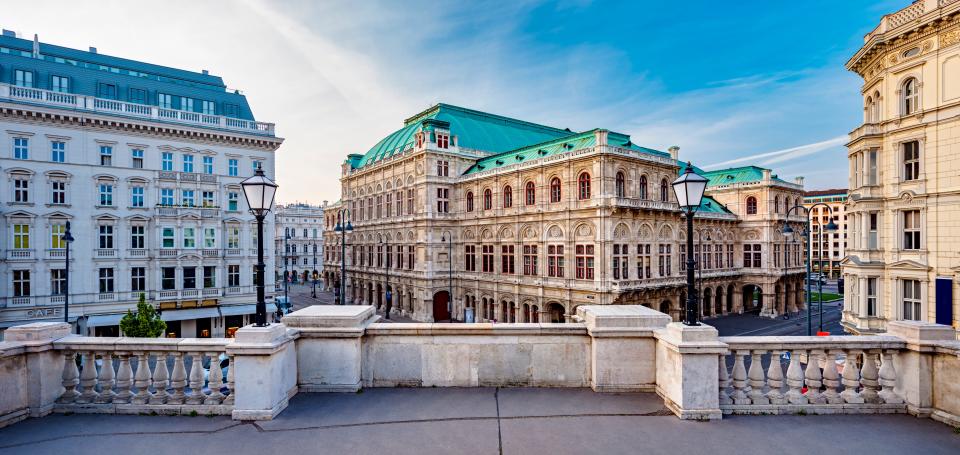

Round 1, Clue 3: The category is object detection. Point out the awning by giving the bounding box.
[86,313,126,327]
[219,303,277,317]
[160,307,221,322]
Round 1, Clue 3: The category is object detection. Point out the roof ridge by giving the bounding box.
[404,103,572,135]
[476,129,593,160]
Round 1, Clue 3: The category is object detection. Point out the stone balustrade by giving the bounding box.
[717,336,906,415]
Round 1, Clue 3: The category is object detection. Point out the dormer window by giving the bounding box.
[902,47,920,58]
[436,132,449,149]
[415,132,425,149]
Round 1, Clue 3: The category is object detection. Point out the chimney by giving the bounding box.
[202,69,209,75]
[668,146,680,161]
[794,176,805,186]
[762,169,772,181]
[89,46,97,54]
[323,200,328,208]
[1,30,16,38]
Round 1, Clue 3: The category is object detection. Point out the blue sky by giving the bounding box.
[6,0,910,202]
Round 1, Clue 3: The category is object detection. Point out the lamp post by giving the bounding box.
[333,209,352,305]
[312,240,318,299]
[240,167,278,327]
[782,202,838,335]
[378,234,391,320]
[441,233,452,321]
[695,229,710,319]
[672,162,709,326]
[284,232,290,309]
[62,221,74,326]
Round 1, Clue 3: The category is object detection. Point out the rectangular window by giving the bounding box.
[158,93,173,109]
[868,212,878,249]
[744,244,762,268]
[481,245,494,273]
[161,267,176,290]
[51,141,65,162]
[902,279,922,321]
[227,192,239,211]
[866,277,877,317]
[98,184,114,206]
[201,100,216,115]
[182,190,195,207]
[162,152,174,171]
[436,133,449,149]
[613,244,628,280]
[437,160,449,176]
[202,191,215,207]
[98,83,117,99]
[867,149,878,185]
[128,88,148,104]
[252,160,263,173]
[13,137,29,160]
[162,227,175,248]
[183,227,196,249]
[523,245,538,276]
[228,159,239,177]
[903,210,921,250]
[131,148,144,169]
[13,270,31,297]
[407,245,415,270]
[635,244,651,280]
[183,154,194,173]
[204,228,216,248]
[727,244,734,269]
[50,224,65,249]
[131,225,145,249]
[98,225,114,249]
[160,188,175,206]
[437,188,449,213]
[51,269,66,295]
[903,141,920,181]
[228,265,240,287]
[131,267,146,292]
[228,227,240,249]
[203,266,216,288]
[131,186,145,207]
[98,268,115,293]
[407,189,414,215]
[501,245,515,274]
[774,244,781,267]
[465,245,476,272]
[658,244,672,277]
[183,267,197,289]
[575,245,595,279]
[223,103,239,118]
[386,193,392,217]
[99,145,113,166]
[181,97,194,112]
[203,156,214,174]
[51,75,69,93]
[14,69,33,87]
[51,181,66,204]
[14,178,29,203]
[548,245,565,277]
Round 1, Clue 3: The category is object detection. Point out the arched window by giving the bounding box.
[466,191,474,212]
[503,185,513,208]
[774,195,780,214]
[578,172,591,200]
[746,196,757,215]
[615,172,625,198]
[871,90,881,123]
[639,175,648,200]
[902,78,919,116]
[550,177,561,202]
[865,96,875,123]
[525,181,535,205]
[660,179,669,202]
[483,189,492,210]
[795,197,801,209]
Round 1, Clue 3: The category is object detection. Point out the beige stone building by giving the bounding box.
[804,189,848,280]
[843,0,960,334]
[323,104,806,322]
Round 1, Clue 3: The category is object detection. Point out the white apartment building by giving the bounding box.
[0,33,282,338]
[274,202,326,285]
[804,189,848,280]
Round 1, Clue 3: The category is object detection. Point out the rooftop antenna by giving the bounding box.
[32,34,39,58]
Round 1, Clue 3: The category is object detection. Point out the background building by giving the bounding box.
[0,32,282,338]
[804,189,848,279]
[274,202,325,285]
[323,103,807,323]
[843,0,960,334]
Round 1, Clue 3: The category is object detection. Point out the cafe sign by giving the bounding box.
[25,307,63,319]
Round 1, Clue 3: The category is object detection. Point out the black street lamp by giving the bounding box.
[672,162,709,326]
[283,232,290,309]
[312,240,318,299]
[62,221,74,327]
[333,209,352,305]
[378,234,391,320]
[782,203,838,335]
[240,167,278,327]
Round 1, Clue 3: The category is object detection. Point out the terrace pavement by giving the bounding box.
[1,388,958,454]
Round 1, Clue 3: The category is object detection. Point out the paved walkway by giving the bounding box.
[1,388,957,454]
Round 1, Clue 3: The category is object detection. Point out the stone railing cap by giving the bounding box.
[3,322,71,342]
[885,320,957,343]
[282,305,376,328]
[576,305,671,329]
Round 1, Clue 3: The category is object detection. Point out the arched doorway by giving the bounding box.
[547,302,565,323]
[703,288,713,317]
[742,284,762,313]
[659,300,671,316]
[530,305,540,322]
[432,291,450,321]
[726,284,735,313]
[376,283,383,310]
[715,286,723,316]
[523,303,530,323]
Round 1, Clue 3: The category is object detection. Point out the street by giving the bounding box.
[279,282,417,322]
[708,298,845,336]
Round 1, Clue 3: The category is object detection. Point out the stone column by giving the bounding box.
[654,322,726,420]
[3,322,72,420]
[227,323,298,421]
[282,305,375,393]
[578,305,671,393]
[884,321,956,418]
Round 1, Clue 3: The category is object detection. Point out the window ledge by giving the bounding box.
[95,205,117,209]
[45,203,71,208]
[7,202,35,207]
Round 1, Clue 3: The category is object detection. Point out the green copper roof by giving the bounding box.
[352,104,573,169]
[463,130,596,175]
[696,195,732,214]
[700,166,790,187]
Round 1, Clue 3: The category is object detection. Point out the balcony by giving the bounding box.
[6,249,34,260]
[0,83,275,136]
[226,248,242,256]
[201,249,220,258]
[94,249,118,259]
[157,249,179,258]
[127,248,148,258]
[46,249,66,259]
[611,197,677,212]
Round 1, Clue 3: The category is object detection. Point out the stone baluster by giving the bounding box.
[223,354,235,405]
[76,352,100,404]
[860,350,880,403]
[150,353,170,405]
[785,349,808,404]
[186,352,206,405]
[821,350,842,404]
[765,350,786,404]
[730,350,750,405]
[131,352,152,405]
[718,354,732,406]
[877,350,903,404]
[113,353,134,404]
[58,351,80,403]
[205,352,225,405]
[95,352,117,403]
[747,351,769,405]
[803,349,825,404]
[168,352,188,404]
[840,349,864,404]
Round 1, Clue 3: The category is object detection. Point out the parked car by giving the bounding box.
[275,296,292,311]
[806,273,827,285]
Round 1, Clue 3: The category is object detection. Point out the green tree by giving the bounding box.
[119,293,166,337]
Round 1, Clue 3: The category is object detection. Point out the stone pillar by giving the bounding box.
[228,323,298,421]
[884,321,956,418]
[578,305,671,392]
[759,291,778,318]
[654,322,727,420]
[282,305,375,393]
[2,322,72,421]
